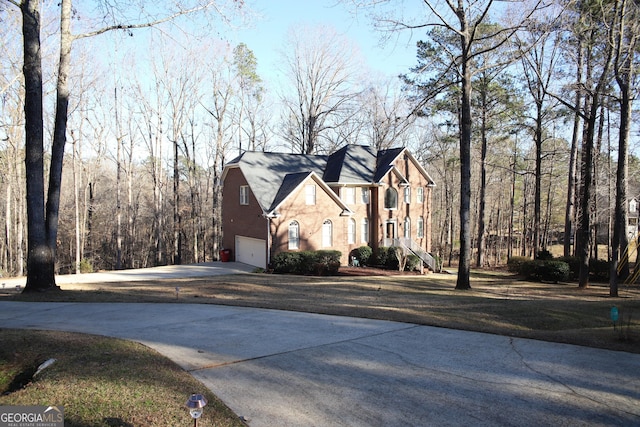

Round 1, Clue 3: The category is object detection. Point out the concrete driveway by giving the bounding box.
[1,261,254,287]
[1,300,639,426]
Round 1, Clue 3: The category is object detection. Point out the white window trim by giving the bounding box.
[343,187,356,205]
[348,218,356,244]
[384,187,398,210]
[361,218,369,244]
[361,187,370,204]
[322,220,333,248]
[306,184,316,205]
[288,221,300,250]
[404,217,411,238]
[404,187,411,204]
[240,185,249,205]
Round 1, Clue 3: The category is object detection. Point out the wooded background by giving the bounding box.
[1,0,638,291]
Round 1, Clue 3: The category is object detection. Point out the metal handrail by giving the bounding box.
[382,237,436,271]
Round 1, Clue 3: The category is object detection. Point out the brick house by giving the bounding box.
[221,144,436,269]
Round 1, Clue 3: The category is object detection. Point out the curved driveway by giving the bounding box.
[1,263,639,426]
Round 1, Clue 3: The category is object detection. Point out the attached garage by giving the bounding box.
[235,236,267,269]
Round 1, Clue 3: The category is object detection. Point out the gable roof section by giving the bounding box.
[374,147,436,186]
[374,147,405,183]
[324,145,377,184]
[224,151,352,216]
[268,171,353,217]
[222,145,435,217]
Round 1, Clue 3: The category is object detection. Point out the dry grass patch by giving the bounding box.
[4,269,640,353]
[0,329,245,427]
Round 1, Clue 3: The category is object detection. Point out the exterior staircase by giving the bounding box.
[383,238,438,272]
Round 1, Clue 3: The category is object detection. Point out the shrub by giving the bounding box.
[271,250,341,276]
[376,247,399,270]
[556,256,580,280]
[589,259,610,282]
[271,252,302,274]
[524,260,570,283]
[405,254,422,271]
[79,259,94,274]
[538,260,570,282]
[537,249,553,260]
[507,256,530,273]
[352,246,373,266]
[313,250,342,276]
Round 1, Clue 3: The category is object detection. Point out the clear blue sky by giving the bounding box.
[227,0,420,85]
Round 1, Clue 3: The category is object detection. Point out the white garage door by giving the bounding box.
[235,236,267,269]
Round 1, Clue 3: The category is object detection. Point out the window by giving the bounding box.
[288,221,300,249]
[404,217,411,238]
[417,187,424,204]
[322,220,333,247]
[361,187,370,204]
[384,188,398,210]
[361,218,369,244]
[631,199,638,213]
[404,187,411,204]
[306,185,316,205]
[348,218,356,244]
[240,185,249,205]
[417,216,424,238]
[343,187,356,204]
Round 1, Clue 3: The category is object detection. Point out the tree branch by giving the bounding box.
[74,1,220,40]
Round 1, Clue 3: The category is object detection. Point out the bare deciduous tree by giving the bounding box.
[280,24,363,154]
[5,0,242,291]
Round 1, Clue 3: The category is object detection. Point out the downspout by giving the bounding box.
[266,215,272,267]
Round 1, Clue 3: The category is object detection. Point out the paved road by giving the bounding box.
[1,264,639,426]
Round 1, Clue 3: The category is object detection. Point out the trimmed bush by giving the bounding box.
[271,250,341,276]
[271,252,303,274]
[352,246,373,266]
[313,250,342,276]
[523,260,570,283]
[556,256,580,280]
[507,256,530,273]
[376,247,399,270]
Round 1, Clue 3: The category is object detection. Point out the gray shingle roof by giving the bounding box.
[228,151,326,213]
[224,145,432,215]
[323,145,377,184]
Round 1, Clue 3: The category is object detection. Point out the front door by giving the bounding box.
[385,220,397,246]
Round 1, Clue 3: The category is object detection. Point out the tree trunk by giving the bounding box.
[534,100,542,258]
[476,91,488,268]
[22,0,57,292]
[610,0,636,297]
[564,44,582,258]
[456,8,472,290]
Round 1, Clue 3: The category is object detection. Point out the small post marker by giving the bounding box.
[610,306,619,331]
